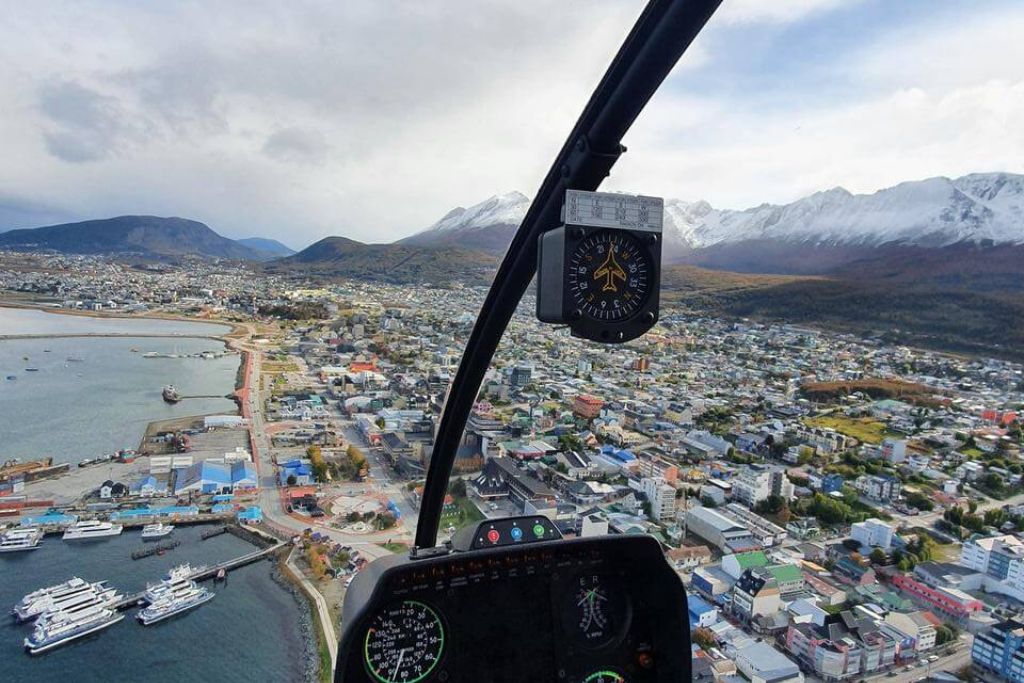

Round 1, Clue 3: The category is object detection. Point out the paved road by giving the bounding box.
[235,333,404,561]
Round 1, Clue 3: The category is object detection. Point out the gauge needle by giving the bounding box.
[392,648,407,680]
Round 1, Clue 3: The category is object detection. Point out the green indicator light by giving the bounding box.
[533,523,545,537]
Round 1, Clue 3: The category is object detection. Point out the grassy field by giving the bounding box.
[378,541,409,554]
[441,495,485,530]
[804,415,893,445]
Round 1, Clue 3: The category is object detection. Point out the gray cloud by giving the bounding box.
[262,126,328,164]
[37,79,144,162]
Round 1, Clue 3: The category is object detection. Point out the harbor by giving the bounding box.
[0,523,309,682]
[0,309,315,682]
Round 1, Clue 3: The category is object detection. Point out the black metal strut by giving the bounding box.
[415,0,724,549]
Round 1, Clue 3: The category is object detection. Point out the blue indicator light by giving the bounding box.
[510,526,524,541]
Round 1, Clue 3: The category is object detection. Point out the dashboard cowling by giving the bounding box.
[336,533,692,683]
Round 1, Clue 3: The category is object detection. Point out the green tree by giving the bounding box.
[755,495,785,515]
[377,512,397,530]
[449,478,468,498]
[935,624,958,645]
[869,548,887,565]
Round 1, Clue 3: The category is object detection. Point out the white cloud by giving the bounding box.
[715,0,854,25]
[609,80,1024,209]
[0,1,1018,247]
[0,1,647,242]
[606,2,1024,209]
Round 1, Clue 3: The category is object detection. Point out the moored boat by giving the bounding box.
[62,520,122,541]
[137,584,214,625]
[0,527,43,553]
[23,601,124,654]
[13,578,112,622]
[141,522,174,540]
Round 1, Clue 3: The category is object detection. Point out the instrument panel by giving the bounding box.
[336,532,690,683]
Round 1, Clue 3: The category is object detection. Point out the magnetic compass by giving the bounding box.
[568,229,652,323]
[537,190,662,343]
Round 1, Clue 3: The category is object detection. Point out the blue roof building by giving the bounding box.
[279,458,313,486]
[688,594,719,629]
[176,461,257,495]
[238,506,263,523]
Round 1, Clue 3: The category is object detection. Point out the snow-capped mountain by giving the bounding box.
[398,191,531,252]
[402,173,1024,272]
[662,172,1024,250]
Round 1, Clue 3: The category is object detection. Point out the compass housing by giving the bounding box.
[537,224,661,343]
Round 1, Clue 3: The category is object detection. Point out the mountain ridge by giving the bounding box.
[0,215,262,260]
[402,172,1024,272]
[237,237,295,258]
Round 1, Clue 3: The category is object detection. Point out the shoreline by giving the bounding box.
[0,301,247,338]
[274,550,329,683]
[2,307,246,491]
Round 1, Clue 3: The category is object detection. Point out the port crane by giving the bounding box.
[335,1,724,681]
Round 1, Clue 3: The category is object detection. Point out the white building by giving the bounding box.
[641,476,676,522]
[734,641,804,683]
[881,438,907,464]
[732,465,795,509]
[686,507,758,553]
[851,518,894,551]
[882,611,936,653]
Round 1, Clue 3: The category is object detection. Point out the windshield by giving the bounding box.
[1,1,1021,682]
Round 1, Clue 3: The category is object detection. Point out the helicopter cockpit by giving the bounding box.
[335,1,724,680]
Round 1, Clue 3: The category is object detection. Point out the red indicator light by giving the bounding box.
[487,529,500,544]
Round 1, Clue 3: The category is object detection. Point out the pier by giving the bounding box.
[113,542,283,610]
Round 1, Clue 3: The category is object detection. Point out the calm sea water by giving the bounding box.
[0,309,239,464]
[0,526,309,683]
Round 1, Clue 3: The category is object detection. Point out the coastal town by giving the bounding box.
[2,251,1024,683]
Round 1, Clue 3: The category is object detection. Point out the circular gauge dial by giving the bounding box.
[565,574,630,649]
[584,671,626,683]
[364,600,445,683]
[568,230,651,323]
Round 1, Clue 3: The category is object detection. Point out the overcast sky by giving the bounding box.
[1,0,1021,248]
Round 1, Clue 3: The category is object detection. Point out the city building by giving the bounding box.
[734,641,804,683]
[786,613,897,681]
[853,474,902,501]
[640,476,676,522]
[881,611,936,656]
[889,573,983,623]
[972,619,1024,683]
[723,551,769,580]
[686,507,760,553]
[850,518,894,551]
[573,394,604,420]
[721,503,788,547]
[960,534,1024,578]
[733,568,782,622]
[688,594,719,629]
[510,364,532,388]
[666,545,713,573]
[880,438,907,464]
[732,465,795,508]
[174,460,257,495]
